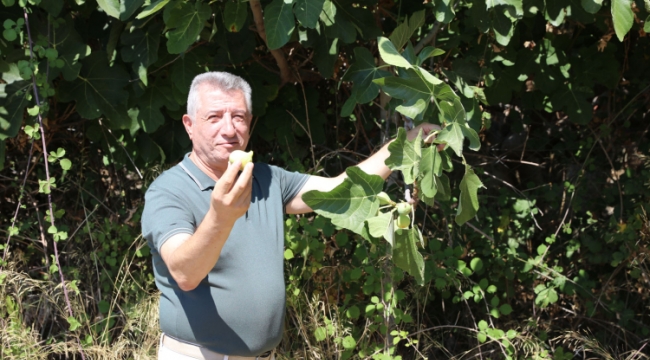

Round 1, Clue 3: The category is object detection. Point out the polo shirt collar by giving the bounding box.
[179,153,215,191]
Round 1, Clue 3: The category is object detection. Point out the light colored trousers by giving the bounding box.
[158,334,275,360]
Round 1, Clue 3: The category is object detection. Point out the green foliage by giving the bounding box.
[611,0,634,41]
[303,166,383,237]
[264,0,296,50]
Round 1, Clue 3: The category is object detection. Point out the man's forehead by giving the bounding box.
[198,84,244,98]
[198,88,247,108]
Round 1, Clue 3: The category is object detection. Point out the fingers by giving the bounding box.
[214,160,242,196]
[419,123,441,136]
[407,123,442,141]
[215,161,253,202]
[232,162,254,202]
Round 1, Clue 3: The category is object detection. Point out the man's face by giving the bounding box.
[183,85,252,173]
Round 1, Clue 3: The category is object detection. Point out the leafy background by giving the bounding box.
[1,0,649,359]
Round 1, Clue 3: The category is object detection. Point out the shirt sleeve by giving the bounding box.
[141,183,196,253]
[271,165,310,208]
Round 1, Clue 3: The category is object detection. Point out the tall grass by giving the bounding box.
[0,269,160,360]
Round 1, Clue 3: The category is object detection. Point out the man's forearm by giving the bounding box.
[355,141,392,180]
[162,207,235,291]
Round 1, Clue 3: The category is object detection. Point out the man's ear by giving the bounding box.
[182,114,193,140]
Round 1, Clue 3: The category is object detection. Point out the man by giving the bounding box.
[142,72,437,360]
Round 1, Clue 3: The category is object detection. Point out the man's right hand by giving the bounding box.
[211,160,254,226]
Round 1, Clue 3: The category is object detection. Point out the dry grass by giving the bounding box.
[0,269,160,360]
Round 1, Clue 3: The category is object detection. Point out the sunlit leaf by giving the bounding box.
[581,0,603,13]
[436,123,464,157]
[96,0,120,18]
[611,0,633,41]
[388,10,422,51]
[455,166,483,225]
[319,0,336,26]
[302,167,384,237]
[67,316,81,331]
[385,128,422,184]
[374,76,429,100]
[492,9,514,46]
[435,0,455,23]
[377,36,412,69]
[419,146,444,201]
[395,98,427,119]
[97,0,144,20]
[408,10,425,34]
[60,158,72,170]
[440,97,466,124]
[416,66,444,86]
[486,0,523,18]
[393,228,425,285]
[136,0,171,19]
[366,211,393,244]
[389,21,411,52]
[342,335,356,350]
[545,0,567,27]
[417,46,445,65]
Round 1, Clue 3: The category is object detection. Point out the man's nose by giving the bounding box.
[221,114,236,136]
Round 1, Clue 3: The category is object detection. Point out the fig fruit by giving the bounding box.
[377,191,394,205]
[228,150,254,170]
[396,202,412,215]
[396,214,410,229]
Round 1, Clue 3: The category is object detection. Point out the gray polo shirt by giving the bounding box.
[141,154,309,356]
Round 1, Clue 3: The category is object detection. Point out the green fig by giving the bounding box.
[377,191,394,205]
[396,202,412,215]
[396,214,410,229]
[229,150,254,170]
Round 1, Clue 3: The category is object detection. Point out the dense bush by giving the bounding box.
[1,0,649,359]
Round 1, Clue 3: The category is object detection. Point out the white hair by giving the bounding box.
[186,72,253,120]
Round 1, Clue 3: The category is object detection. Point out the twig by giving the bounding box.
[81,196,102,300]
[2,141,34,263]
[482,170,543,230]
[408,324,478,338]
[465,221,496,243]
[98,119,143,179]
[30,198,51,271]
[414,21,443,54]
[293,72,318,167]
[23,8,86,359]
[590,127,624,223]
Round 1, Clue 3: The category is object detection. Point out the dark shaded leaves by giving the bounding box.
[164,1,211,54]
[265,0,295,50]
